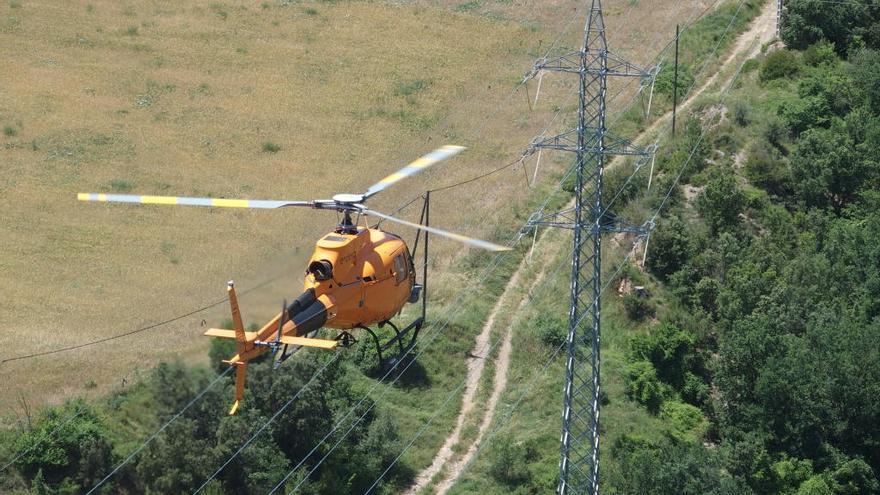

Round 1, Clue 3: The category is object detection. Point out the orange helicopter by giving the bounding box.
[78,145,508,414]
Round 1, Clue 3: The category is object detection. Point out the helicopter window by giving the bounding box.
[393,254,407,284]
[404,250,414,275]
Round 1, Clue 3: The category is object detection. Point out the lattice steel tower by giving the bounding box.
[525,1,655,493]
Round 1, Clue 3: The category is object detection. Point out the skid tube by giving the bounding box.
[349,317,424,367]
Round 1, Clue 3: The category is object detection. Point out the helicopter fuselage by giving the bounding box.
[293,226,416,333]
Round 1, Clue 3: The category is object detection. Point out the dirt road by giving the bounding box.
[405,1,779,493]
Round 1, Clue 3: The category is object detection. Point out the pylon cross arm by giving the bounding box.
[525,208,652,236]
[529,128,655,156]
[530,49,651,78]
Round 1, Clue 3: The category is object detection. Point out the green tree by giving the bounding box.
[629,323,700,392]
[849,49,880,114]
[796,476,834,495]
[780,0,879,54]
[760,49,801,82]
[790,126,861,209]
[624,360,673,414]
[488,434,530,485]
[646,216,694,280]
[697,167,744,234]
[12,401,115,493]
[745,144,787,194]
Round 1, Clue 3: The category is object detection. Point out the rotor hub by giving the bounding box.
[332,193,364,204]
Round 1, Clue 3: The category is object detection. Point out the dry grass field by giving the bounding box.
[0,0,710,413]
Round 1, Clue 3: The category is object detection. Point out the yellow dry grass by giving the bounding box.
[0,0,709,412]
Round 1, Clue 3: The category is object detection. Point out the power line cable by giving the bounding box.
[359,252,572,494]
[446,35,764,495]
[280,7,724,489]
[265,156,583,494]
[189,352,342,494]
[0,404,89,473]
[364,1,761,489]
[85,366,234,495]
[1,275,285,364]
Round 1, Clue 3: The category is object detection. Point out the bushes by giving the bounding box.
[696,167,745,235]
[653,62,695,101]
[745,140,790,196]
[849,48,880,113]
[12,401,116,493]
[646,216,694,281]
[623,293,654,321]
[760,49,800,82]
[780,0,880,54]
[789,126,860,209]
[624,360,672,414]
[488,435,531,486]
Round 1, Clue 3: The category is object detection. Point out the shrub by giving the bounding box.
[13,402,115,491]
[742,58,760,73]
[696,167,745,234]
[803,40,838,67]
[660,401,708,443]
[394,79,431,97]
[488,434,530,485]
[261,141,281,153]
[109,179,133,192]
[849,48,880,114]
[625,360,672,413]
[654,62,695,101]
[454,1,481,12]
[646,216,693,280]
[629,323,699,390]
[733,102,750,126]
[536,312,567,350]
[745,140,790,196]
[759,49,799,83]
[623,293,654,321]
[3,125,17,137]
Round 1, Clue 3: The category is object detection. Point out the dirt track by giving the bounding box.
[404,1,779,493]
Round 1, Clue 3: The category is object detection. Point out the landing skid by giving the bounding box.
[332,317,424,367]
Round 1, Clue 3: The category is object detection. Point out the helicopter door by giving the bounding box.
[392,254,408,285]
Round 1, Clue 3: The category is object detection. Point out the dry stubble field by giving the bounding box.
[0,0,709,414]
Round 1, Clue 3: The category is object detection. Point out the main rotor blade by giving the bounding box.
[77,193,312,209]
[362,145,465,199]
[362,208,510,252]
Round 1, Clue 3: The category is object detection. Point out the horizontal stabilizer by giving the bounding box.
[279,336,339,350]
[204,328,258,340]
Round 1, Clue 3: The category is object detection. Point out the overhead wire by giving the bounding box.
[360,0,759,490]
[189,13,608,488]
[5,1,752,491]
[355,6,719,490]
[3,0,710,369]
[85,366,234,495]
[359,250,572,494]
[189,352,342,494]
[7,6,589,490]
[1,274,286,364]
[0,404,89,473]
[263,151,586,494]
[434,19,764,495]
[271,3,739,490]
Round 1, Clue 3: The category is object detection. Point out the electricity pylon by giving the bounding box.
[524,1,656,493]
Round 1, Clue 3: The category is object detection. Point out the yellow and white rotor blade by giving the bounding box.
[77,193,311,209]
[362,208,509,252]
[363,145,465,199]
